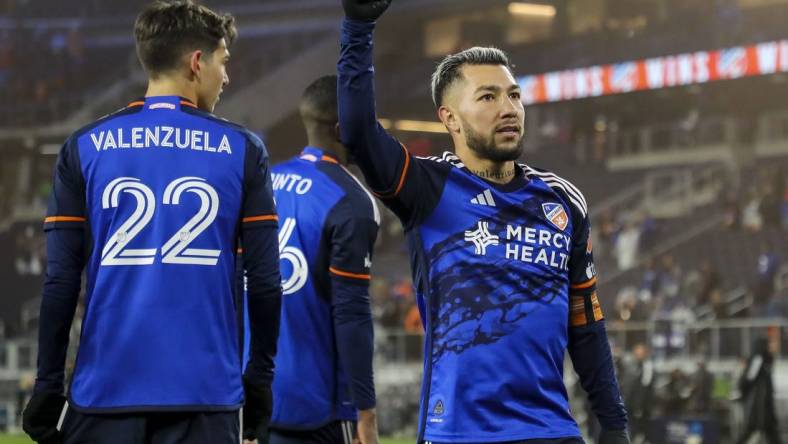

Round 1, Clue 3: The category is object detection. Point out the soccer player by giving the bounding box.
[22,2,281,443]
[337,1,629,443]
[262,75,380,444]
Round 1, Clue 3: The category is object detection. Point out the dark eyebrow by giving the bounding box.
[474,84,520,94]
[474,85,501,94]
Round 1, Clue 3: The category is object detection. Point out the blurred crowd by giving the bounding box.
[0,23,93,125]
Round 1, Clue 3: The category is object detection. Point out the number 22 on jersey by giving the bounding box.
[100,176,221,266]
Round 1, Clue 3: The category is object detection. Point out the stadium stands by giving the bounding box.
[3,0,788,441]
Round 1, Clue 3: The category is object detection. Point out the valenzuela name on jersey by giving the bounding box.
[89,126,233,153]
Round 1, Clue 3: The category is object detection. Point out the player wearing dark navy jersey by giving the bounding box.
[243,76,380,444]
[338,1,629,443]
[22,2,281,444]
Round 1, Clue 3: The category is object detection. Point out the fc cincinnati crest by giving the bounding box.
[542,203,568,231]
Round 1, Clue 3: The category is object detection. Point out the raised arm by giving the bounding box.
[337,15,405,193]
[338,1,444,225]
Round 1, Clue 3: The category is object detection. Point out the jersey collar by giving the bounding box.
[300,146,340,164]
[127,96,198,110]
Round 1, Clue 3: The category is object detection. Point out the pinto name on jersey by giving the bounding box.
[89,126,233,154]
[271,172,314,194]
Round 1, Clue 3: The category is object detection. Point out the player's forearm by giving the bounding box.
[332,278,376,410]
[35,229,84,393]
[242,224,282,387]
[568,320,628,431]
[338,18,407,196]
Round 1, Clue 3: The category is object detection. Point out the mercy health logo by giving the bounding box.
[542,203,568,231]
[464,221,499,255]
[464,219,572,271]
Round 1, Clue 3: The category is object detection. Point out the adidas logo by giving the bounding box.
[470,189,496,207]
[433,400,444,415]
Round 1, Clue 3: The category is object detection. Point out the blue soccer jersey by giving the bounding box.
[39,96,279,412]
[338,20,627,443]
[245,147,379,429]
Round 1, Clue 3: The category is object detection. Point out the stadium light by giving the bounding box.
[508,2,556,18]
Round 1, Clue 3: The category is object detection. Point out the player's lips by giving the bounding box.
[495,125,521,136]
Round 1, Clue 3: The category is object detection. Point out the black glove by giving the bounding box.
[598,429,631,444]
[342,0,392,22]
[242,376,272,443]
[22,391,66,444]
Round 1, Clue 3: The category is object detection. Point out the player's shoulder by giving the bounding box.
[182,107,267,154]
[520,163,588,218]
[68,103,145,145]
[319,163,381,226]
[271,156,302,175]
[413,150,466,171]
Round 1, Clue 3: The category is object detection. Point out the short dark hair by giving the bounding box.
[430,47,514,107]
[134,0,237,76]
[299,75,338,124]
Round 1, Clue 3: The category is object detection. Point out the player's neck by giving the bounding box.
[455,147,518,185]
[145,78,198,105]
[307,138,348,165]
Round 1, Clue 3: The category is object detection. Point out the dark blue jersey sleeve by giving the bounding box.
[327,195,378,410]
[338,19,448,228]
[241,136,282,387]
[36,138,87,393]
[566,213,628,431]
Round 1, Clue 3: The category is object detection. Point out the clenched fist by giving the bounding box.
[342,0,392,22]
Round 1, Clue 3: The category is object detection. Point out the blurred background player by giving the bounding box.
[21,2,281,443]
[735,337,782,444]
[254,75,380,444]
[338,1,628,443]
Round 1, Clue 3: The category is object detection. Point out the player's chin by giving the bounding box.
[491,141,524,161]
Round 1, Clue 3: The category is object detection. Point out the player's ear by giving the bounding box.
[189,50,203,79]
[438,105,460,134]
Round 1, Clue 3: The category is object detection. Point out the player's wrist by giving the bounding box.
[342,17,377,35]
[358,408,377,421]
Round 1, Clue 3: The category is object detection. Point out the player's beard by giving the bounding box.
[461,118,525,163]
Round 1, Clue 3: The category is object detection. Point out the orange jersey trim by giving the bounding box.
[242,214,278,223]
[569,292,604,327]
[180,100,197,108]
[127,101,145,107]
[44,216,86,223]
[329,267,371,280]
[372,143,410,199]
[321,155,339,164]
[591,292,604,321]
[571,276,597,290]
